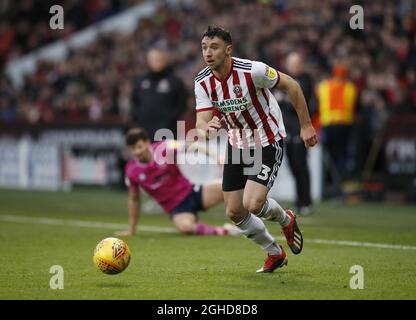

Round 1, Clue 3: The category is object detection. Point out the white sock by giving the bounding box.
[257,198,291,227]
[235,213,282,255]
[264,242,282,256]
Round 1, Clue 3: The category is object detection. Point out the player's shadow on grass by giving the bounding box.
[95,283,133,288]
[242,270,311,280]
[239,270,317,287]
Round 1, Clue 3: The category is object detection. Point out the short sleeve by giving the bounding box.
[194,81,213,112]
[125,175,139,193]
[251,61,280,89]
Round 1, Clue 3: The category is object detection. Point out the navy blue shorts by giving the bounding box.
[169,185,204,217]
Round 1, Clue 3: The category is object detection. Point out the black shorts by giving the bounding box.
[222,140,284,192]
[169,185,204,217]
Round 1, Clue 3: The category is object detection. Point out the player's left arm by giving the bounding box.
[252,61,317,148]
[276,72,318,148]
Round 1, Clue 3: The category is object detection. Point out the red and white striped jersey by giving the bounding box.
[194,57,286,149]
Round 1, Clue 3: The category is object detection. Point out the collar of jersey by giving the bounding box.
[211,58,234,83]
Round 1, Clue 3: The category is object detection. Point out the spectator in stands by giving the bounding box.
[0,0,127,65]
[131,47,188,140]
[0,75,16,121]
[1,0,414,153]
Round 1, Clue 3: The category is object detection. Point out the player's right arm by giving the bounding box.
[115,171,141,236]
[115,190,140,237]
[127,190,140,235]
[196,110,222,139]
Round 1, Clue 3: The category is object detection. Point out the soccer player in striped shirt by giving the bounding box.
[195,26,318,273]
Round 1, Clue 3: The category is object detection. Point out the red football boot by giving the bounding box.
[256,245,288,273]
[282,210,303,254]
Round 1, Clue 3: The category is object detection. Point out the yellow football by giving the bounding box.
[93,237,131,275]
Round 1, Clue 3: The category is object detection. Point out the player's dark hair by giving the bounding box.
[202,25,232,45]
[125,128,149,146]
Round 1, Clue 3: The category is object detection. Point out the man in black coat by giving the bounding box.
[275,52,315,215]
[131,47,187,140]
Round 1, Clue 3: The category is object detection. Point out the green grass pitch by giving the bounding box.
[0,188,415,300]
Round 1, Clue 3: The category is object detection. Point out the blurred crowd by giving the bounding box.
[0,0,146,65]
[0,0,415,127]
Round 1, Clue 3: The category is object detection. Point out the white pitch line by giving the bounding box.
[0,214,176,233]
[1,214,416,251]
[300,238,416,251]
[273,236,416,251]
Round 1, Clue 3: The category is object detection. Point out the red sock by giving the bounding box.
[195,223,228,236]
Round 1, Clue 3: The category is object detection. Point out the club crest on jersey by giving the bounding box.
[233,84,243,97]
[139,173,146,181]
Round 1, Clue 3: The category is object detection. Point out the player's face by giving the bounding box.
[201,36,231,70]
[129,139,152,163]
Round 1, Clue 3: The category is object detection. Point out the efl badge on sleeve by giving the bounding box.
[266,66,277,79]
